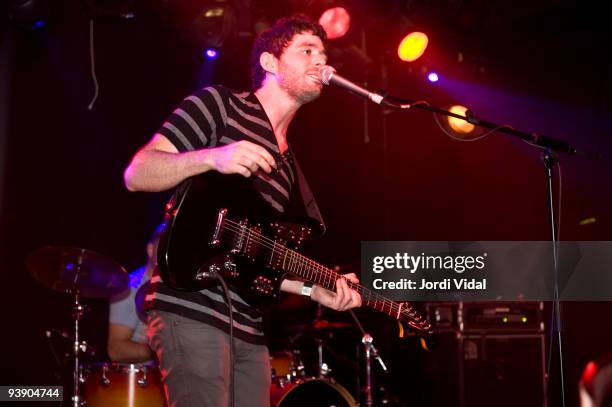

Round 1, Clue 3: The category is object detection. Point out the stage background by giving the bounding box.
[1,1,611,405]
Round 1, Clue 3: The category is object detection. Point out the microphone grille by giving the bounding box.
[319,66,336,85]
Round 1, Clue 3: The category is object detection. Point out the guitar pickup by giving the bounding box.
[266,238,287,271]
[230,220,260,262]
[230,219,248,255]
[210,208,228,247]
[241,224,261,262]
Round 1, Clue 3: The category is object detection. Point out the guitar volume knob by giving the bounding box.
[224,259,236,272]
[195,264,220,281]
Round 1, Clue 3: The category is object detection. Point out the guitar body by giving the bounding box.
[157,172,321,306]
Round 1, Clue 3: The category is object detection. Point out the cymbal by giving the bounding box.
[310,319,353,330]
[26,246,128,298]
[286,319,354,333]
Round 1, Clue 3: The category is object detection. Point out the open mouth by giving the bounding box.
[306,72,321,83]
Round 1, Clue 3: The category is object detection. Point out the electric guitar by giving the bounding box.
[157,172,432,334]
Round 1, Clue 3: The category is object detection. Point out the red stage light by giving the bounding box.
[318,7,351,39]
[397,32,428,62]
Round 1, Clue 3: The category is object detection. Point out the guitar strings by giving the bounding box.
[220,222,368,295]
[219,220,424,325]
[219,222,419,320]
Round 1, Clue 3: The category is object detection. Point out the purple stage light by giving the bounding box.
[205,48,218,59]
[427,72,439,82]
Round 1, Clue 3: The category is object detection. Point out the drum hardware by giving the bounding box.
[271,350,306,388]
[270,378,357,407]
[348,310,388,407]
[315,338,332,378]
[100,365,111,385]
[71,275,86,406]
[287,324,343,380]
[287,350,306,383]
[26,246,128,407]
[361,334,376,407]
[87,364,151,387]
[286,313,355,380]
[276,301,398,406]
[81,363,165,407]
[137,366,149,387]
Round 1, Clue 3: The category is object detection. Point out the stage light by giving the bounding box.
[189,2,238,49]
[204,48,218,59]
[427,72,439,82]
[447,105,475,134]
[204,7,225,18]
[318,6,351,39]
[397,32,428,62]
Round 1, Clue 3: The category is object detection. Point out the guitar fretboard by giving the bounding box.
[221,218,429,332]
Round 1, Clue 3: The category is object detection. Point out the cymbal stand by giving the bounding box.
[314,304,331,378]
[362,334,375,407]
[316,339,331,378]
[71,291,86,407]
[69,250,88,407]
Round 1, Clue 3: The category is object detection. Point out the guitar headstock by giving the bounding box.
[397,302,433,336]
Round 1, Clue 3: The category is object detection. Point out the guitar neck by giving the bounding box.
[280,247,407,320]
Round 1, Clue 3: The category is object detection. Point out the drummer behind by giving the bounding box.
[107,225,162,362]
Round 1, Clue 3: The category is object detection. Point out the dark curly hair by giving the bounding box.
[250,14,327,91]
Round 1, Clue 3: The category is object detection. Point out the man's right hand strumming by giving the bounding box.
[209,140,276,178]
[124,136,276,193]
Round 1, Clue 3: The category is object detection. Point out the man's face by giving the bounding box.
[275,32,327,105]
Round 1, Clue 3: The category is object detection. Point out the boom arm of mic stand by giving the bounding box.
[379,95,599,160]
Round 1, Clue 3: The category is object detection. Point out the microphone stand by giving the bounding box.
[543,149,564,407]
[377,94,599,407]
[330,81,600,406]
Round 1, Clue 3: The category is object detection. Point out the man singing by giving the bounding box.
[124,14,362,407]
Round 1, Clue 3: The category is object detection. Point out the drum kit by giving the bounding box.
[269,317,359,407]
[269,305,393,407]
[27,246,392,406]
[26,246,165,407]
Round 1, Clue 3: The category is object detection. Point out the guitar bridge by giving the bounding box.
[230,219,249,255]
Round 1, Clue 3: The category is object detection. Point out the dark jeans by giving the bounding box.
[148,310,271,407]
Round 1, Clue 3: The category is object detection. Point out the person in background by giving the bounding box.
[580,352,612,407]
[107,225,163,362]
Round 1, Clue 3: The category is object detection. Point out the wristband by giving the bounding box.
[301,282,314,297]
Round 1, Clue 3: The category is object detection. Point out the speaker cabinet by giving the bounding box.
[459,334,546,407]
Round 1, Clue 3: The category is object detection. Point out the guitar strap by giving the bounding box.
[162,152,326,234]
[288,157,327,235]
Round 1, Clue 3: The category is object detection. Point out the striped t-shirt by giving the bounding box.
[147,85,299,344]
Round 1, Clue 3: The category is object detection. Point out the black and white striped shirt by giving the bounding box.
[147,85,298,344]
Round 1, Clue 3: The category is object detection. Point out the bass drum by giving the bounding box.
[271,379,357,407]
[82,363,166,407]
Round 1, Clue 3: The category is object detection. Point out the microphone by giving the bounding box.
[319,66,384,105]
